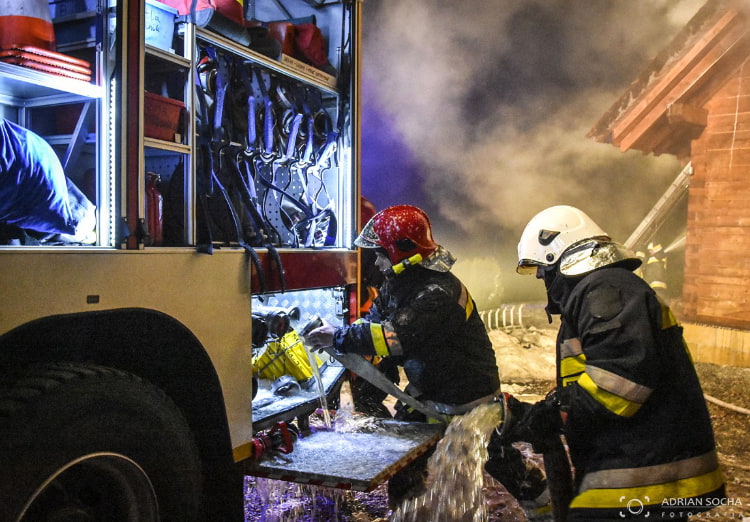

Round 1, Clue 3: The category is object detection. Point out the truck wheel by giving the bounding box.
[0,363,203,522]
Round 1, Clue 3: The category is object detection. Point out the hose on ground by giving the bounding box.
[704,393,750,415]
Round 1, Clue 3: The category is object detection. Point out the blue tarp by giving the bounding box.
[0,118,93,238]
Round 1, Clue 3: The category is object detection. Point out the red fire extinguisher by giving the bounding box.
[145,172,163,246]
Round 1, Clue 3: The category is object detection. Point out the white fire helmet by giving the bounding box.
[517,205,640,277]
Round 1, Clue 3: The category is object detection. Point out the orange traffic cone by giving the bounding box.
[0,0,57,51]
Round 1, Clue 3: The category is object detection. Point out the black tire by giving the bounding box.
[0,362,203,522]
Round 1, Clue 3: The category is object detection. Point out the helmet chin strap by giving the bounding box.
[385,253,423,277]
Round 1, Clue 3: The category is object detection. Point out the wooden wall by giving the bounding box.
[684,322,750,366]
[683,56,750,328]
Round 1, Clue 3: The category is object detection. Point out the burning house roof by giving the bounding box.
[587,0,750,159]
[587,0,750,356]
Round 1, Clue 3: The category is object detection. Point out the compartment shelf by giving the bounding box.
[144,137,191,153]
[0,62,101,102]
[145,44,191,68]
[195,26,339,94]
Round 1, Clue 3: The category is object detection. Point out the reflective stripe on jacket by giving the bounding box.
[333,265,499,406]
[556,267,725,518]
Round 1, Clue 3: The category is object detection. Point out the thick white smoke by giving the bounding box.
[360,0,705,304]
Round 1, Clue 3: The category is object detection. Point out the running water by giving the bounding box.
[391,402,504,522]
[246,477,347,521]
[303,343,332,429]
[245,393,388,522]
[245,399,534,521]
[298,316,332,429]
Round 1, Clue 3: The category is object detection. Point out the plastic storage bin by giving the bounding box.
[144,91,184,142]
[145,0,177,51]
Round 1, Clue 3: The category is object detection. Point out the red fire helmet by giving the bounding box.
[354,204,438,263]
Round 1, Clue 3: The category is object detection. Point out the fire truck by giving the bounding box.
[0,0,440,519]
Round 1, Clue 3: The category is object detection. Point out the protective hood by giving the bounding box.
[387,244,456,277]
[419,245,456,273]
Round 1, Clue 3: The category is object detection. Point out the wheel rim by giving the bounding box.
[17,453,159,522]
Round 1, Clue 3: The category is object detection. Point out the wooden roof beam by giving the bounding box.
[611,9,747,152]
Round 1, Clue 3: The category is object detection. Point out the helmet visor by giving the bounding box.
[517,259,543,275]
[353,218,380,249]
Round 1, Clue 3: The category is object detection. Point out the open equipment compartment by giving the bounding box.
[0,0,442,518]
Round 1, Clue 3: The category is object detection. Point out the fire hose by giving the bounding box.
[704,393,750,415]
[298,316,451,424]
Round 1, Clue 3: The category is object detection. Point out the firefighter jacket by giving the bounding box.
[555,266,725,519]
[332,265,500,407]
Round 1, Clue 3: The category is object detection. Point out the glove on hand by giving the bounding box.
[517,390,563,453]
[301,317,336,353]
[490,393,530,444]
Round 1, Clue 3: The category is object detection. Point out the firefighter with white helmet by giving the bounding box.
[641,241,669,301]
[514,205,726,520]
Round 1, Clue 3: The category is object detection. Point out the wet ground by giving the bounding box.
[244,384,541,522]
[244,327,750,521]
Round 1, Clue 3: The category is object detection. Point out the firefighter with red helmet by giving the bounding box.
[515,205,726,520]
[307,204,500,413]
[306,204,511,506]
[347,196,396,419]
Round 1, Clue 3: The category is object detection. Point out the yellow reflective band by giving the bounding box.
[458,285,474,321]
[570,468,725,509]
[392,253,423,275]
[382,321,403,357]
[578,372,642,417]
[370,322,389,357]
[580,451,719,492]
[560,337,583,358]
[465,291,474,320]
[660,302,678,329]
[586,365,652,403]
[560,354,586,381]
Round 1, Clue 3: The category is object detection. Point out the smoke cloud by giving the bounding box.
[360,0,705,305]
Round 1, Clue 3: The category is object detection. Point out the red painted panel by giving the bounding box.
[251,250,358,294]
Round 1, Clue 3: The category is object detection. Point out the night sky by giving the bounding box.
[359,0,705,305]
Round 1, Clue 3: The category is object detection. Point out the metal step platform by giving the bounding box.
[248,419,443,491]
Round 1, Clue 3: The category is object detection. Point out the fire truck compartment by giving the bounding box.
[252,359,346,431]
[249,420,443,491]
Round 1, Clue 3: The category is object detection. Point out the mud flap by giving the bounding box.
[247,419,442,491]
